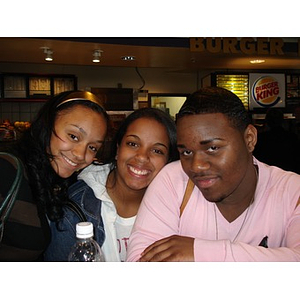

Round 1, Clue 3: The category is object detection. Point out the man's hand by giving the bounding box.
[139,235,195,262]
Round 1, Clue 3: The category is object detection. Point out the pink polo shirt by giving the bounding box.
[126,158,300,261]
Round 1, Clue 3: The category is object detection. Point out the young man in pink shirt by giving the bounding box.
[126,87,300,262]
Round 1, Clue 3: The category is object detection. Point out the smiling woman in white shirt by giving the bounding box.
[45,107,179,261]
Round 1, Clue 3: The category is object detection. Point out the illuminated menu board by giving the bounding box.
[216,74,249,109]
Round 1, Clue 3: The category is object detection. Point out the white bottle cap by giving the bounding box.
[76,222,93,239]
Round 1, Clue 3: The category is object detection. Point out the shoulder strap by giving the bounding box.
[296,197,300,208]
[0,152,24,242]
[180,179,194,217]
[64,200,87,223]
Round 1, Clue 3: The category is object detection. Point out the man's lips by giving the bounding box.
[194,176,218,189]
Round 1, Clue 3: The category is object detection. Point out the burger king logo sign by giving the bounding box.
[249,73,285,109]
[253,76,280,106]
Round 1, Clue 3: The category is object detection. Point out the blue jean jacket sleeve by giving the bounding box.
[44,180,105,261]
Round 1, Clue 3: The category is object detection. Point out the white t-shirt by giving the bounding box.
[79,163,137,261]
[115,215,136,262]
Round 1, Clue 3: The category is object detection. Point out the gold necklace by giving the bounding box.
[213,165,258,242]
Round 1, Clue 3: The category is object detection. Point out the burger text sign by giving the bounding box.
[249,73,285,109]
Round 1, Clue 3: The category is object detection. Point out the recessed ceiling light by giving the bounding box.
[93,49,103,63]
[250,59,265,64]
[40,47,53,62]
[121,56,136,61]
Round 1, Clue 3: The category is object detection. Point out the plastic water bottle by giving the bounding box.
[68,222,105,262]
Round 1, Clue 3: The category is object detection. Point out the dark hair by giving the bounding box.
[15,90,108,221]
[108,107,178,168]
[176,87,251,132]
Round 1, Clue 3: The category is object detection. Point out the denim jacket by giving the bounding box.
[44,180,105,261]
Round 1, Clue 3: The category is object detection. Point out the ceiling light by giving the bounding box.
[250,59,265,64]
[40,47,53,62]
[93,50,103,63]
[121,55,136,61]
[45,51,53,61]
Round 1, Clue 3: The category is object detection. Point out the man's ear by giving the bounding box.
[244,124,257,153]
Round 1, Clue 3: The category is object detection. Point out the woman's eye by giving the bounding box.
[89,145,98,152]
[69,134,79,141]
[152,148,165,155]
[127,141,138,147]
